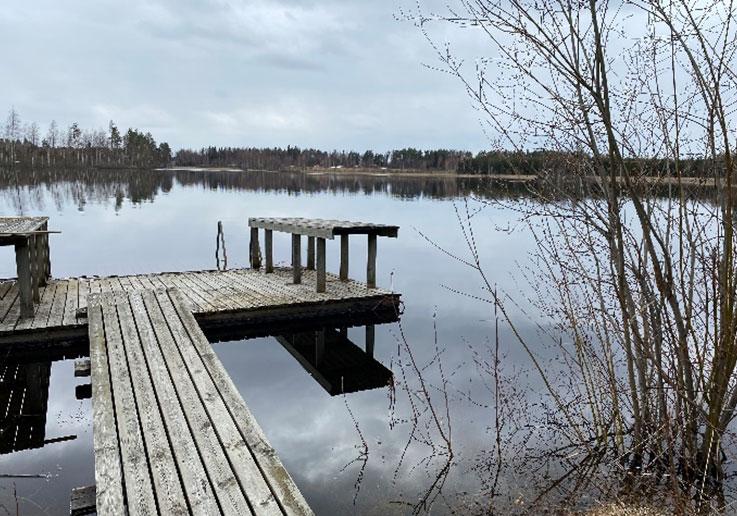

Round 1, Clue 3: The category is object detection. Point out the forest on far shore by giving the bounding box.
[0,107,719,177]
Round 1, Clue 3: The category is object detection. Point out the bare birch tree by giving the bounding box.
[405,0,737,511]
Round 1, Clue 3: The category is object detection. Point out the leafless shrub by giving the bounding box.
[403,0,737,511]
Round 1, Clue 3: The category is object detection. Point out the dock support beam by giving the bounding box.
[15,242,33,318]
[367,234,377,289]
[264,229,273,273]
[307,236,315,270]
[250,228,261,270]
[365,325,375,358]
[315,329,325,365]
[316,238,326,292]
[29,235,39,303]
[41,221,51,281]
[340,235,349,281]
[292,234,302,284]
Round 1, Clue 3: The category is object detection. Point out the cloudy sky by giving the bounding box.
[0,0,491,152]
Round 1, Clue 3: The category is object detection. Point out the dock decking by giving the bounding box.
[89,288,312,515]
[0,268,400,347]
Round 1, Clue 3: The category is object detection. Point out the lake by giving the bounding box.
[0,168,543,515]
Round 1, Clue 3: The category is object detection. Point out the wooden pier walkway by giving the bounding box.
[0,268,400,347]
[88,288,312,515]
[0,215,401,514]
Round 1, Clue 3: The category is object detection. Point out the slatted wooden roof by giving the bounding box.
[248,217,399,239]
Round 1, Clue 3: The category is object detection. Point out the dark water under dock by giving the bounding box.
[0,170,542,515]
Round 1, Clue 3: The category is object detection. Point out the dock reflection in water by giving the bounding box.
[0,351,77,455]
[276,325,392,396]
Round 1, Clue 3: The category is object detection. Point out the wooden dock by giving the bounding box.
[0,268,401,348]
[89,288,312,515]
[0,215,401,515]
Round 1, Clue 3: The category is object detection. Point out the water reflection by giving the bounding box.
[276,326,392,396]
[0,360,52,454]
[0,167,543,514]
[0,349,80,457]
[0,167,529,212]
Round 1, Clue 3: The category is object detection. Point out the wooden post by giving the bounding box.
[340,235,349,281]
[29,235,40,303]
[250,227,261,270]
[265,229,273,273]
[307,236,315,270]
[365,325,375,358]
[15,241,33,318]
[40,221,50,283]
[292,234,302,284]
[316,237,326,293]
[367,234,377,289]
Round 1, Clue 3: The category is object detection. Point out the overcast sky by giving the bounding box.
[0,0,492,152]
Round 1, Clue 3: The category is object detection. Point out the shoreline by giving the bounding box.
[155,166,729,187]
[157,166,536,180]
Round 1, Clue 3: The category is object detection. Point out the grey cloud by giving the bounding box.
[0,0,492,151]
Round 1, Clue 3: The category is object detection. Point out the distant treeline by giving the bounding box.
[173,146,581,175]
[1,108,172,168]
[3,108,722,176]
[174,146,722,177]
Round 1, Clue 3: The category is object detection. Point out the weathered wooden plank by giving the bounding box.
[14,283,48,331]
[140,289,254,514]
[189,272,238,311]
[88,303,125,515]
[168,289,314,515]
[0,281,12,300]
[167,273,217,312]
[127,292,221,514]
[77,278,90,310]
[248,217,399,239]
[115,297,189,514]
[47,281,68,329]
[155,289,283,515]
[0,285,20,332]
[63,278,80,326]
[0,283,18,323]
[25,283,56,330]
[99,300,158,514]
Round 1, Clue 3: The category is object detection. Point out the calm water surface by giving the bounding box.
[0,170,540,515]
